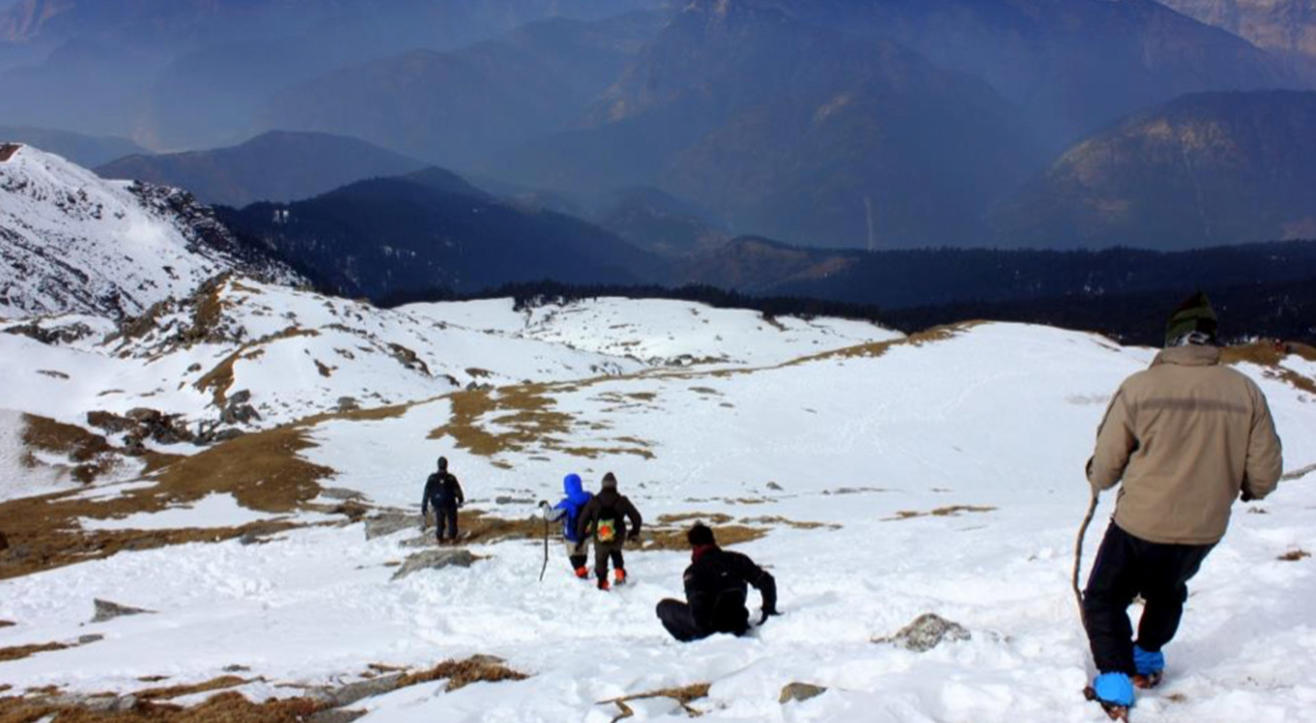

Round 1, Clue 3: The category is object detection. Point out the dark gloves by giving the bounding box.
[1240,487,1256,502]
[538,500,550,508]
[758,607,781,625]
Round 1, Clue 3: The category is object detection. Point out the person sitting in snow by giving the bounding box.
[656,522,778,642]
[421,456,465,544]
[538,473,594,578]
[1081,292,1282,714]
[575,472,642,590]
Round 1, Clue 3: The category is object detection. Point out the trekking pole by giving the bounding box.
[1072,492,1099,626]
[538,516,549,582]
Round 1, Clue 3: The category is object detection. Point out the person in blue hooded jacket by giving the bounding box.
[538,473,593,578]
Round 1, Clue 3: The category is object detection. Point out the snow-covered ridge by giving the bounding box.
[0,144,297,320]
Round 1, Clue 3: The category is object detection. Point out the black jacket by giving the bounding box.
[575,488,642,543]
[684,546,777,636]
[422,472,464,514]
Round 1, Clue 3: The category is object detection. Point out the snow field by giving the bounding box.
[1,316,1313,721]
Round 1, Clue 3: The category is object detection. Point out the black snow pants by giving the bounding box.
[594,540,624,579]
[1083,522,1214,675]
[434,502,459,542]
[656,599,709,642]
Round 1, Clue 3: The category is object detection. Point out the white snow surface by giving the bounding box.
[1,306,1315,722]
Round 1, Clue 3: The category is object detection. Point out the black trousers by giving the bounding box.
[434,504,459,541]
[1083,523,1214,675]
[594,541,624,578]
[657,599,709,642]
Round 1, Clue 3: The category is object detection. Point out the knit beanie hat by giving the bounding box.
[1165,291,1218,347]
[687,522,716,547]
[601,472,617,490]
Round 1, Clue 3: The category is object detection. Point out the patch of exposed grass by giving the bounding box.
[558,446,654,460]
[741,516,840,531]
[1277,549,1310,562]
[135,676,250,701]
[1222,341,1316,395]
[394,655,528,692]
[194,328,318,406]
[0,621,13,628]
[658,513,734,526]
[600,682,710,721]
[0,422,330,579]
[430,385,573,458]
[786,322,978,367]
[0,641,68,662]
[20,414,116,484]
[885,505,997,521]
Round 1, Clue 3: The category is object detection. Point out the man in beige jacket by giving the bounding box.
[1082,292,1282,712]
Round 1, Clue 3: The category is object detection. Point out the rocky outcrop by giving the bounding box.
[874,613,971,652]
[390,549,477,581]
[91,598,155,623]
[779,682,827,703]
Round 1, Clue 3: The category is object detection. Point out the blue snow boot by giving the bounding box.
[1133,645,1164,688]
[1091,672,1135,709]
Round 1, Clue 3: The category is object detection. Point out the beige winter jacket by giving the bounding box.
[1087,344,1283,545]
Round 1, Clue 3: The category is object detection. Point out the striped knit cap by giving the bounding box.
[1165,291,1218,347]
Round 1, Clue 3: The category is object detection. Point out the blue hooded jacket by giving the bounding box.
[554,473,592,543]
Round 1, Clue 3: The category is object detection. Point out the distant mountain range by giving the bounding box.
[1156,0,1316,60]
[96,131,428,208]
[216,171,660,301]
[0,125,146,168]
[991,91,1316,249]
[2,0,1315,254]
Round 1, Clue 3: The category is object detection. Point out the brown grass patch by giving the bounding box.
[0,641,68,662]
[600,682,710,721]
[394,655,528,692]
[0,423,330,579]
[1277,549,1310,562]
[1221,341,1316,395]
[885,505,997,521]
[741,516,840,531]
[430,384,574,458]
[194,328,319,406]
[21,414,111,463]
[0,621,13,629]
[558,446,655,460]
[643,524,765,551]
[658,513,734,526]
[786,322,979,367]
[135,676,249,700]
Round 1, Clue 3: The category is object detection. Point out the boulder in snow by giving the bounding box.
[874,613,970,652]
[365,513,416,540]
[390,549,477,580]
[779,682,827,703]
[91,598,155,623]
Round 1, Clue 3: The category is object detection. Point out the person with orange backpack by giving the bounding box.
[575,472,642,590]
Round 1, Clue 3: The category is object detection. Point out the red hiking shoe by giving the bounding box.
[614,568,627,585]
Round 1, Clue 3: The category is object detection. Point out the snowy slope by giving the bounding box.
[1,317,1313,722]
[0,144,296,320]
[0,279,900,438]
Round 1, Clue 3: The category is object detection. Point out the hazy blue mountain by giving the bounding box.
[0,125,147,167]
[96,131,429,207]
[0,0,664,148]
[990,91,1316,249]
[216,174,661,300]
[259,12,667,169]
[491,0,1044,248]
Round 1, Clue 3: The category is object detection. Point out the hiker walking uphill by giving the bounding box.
[421,456,465,544]
[656,522,778,642]
[575,472,641,590]
[538,473,593,579]
[1079,292,1282,719]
